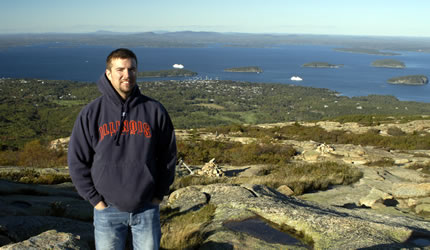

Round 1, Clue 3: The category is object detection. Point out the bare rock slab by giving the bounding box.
[169,183,430,249]
[0,230,89,250]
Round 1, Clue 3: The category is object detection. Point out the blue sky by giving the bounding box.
[1,0,429,37]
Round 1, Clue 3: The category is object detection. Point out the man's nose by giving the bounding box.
[124,69,130,78]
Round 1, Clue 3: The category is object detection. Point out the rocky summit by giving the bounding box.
[2,120,430,249]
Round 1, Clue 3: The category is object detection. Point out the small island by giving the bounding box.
[137,69,197,78]
[302,62,343,68]
[387,75,428,85]
[334,48,400,56]
[224,66,263,73]
[372,59,405,68]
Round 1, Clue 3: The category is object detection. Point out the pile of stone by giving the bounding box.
[49,137,70,151]
[316,143,335,155]
[196,158,225,177]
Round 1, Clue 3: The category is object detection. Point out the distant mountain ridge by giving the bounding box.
[2,31,430,52]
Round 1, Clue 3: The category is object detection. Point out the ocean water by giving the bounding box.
[0,44,429,102]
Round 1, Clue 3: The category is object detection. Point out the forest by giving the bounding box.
[1,77,430,150]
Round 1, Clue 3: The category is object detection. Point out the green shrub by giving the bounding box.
[17,139,67,168]
[172,175,228,190]
[387,127,406,136]
[177,139,296,166]
[231,162,363,195]
[0,150,19,166]
[0,168,71,184]
[172,162,363,195]
[207,123,430,150]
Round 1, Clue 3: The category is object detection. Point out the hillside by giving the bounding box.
[2,78,430,150]
[137,68,197,78]
[1,78,430,247]
[1,118,430,248]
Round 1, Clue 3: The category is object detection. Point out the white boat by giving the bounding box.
[290,76,303,81]
[172,64,184,69]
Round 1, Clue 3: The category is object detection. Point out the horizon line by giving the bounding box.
[1,30,430,39]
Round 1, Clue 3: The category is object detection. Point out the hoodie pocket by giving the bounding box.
[92,161,156,210]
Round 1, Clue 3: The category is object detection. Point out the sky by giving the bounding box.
[1,0,429,37]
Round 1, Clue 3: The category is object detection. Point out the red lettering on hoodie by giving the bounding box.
[109,122,116,136]
[122,120,129,134]
[143,122,152,138]
[130,120,138,135]
[99,126,105,141]
[98,120,152,141]
[138,121,143,135]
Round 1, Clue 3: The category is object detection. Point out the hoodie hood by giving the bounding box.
[97,73,140,107]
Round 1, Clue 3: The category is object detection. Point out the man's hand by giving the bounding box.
[95,201,107,210]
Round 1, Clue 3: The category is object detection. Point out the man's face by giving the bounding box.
[106,57,137,100]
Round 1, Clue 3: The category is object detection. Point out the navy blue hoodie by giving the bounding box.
[68,74,177,212]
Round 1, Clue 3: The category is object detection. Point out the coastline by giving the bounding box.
[1,44,430,103]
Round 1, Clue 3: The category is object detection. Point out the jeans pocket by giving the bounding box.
[94,204,111,212]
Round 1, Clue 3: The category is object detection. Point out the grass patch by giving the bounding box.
[52,100,89,107]
[407,163,430,175]
[412,152,430,158]
[171,162,363,195]
[160,203,216,249]
[365,158,395,167]
[171,175,229,191]
[239,111,259,124]
[232,162,363,195]
[203,123,430,150]
[0,168,71,185]
[195,103,225,110]
[0,139,67,168]
[177,139,296,166]
[212,112,244,124]
[331,114,430,126]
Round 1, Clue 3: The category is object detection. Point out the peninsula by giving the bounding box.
[371,59,405,68]
[224,66,263,73]
[137,69,197,78]
[387,75,428,85]
[334,48,400,56]
[302,62,342,68]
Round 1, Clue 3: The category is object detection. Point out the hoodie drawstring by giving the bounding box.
[114,111,127,146]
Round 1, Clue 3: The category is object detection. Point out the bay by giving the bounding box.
[0,44,429,102]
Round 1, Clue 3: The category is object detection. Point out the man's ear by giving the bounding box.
[105,69,112,81]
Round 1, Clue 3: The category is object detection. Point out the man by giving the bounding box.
[68,48,177,249]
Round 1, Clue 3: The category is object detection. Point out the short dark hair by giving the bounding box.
[106,48,138,70]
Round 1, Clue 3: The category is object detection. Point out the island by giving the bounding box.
[387,75,428,85]
[302,62,343,68]
[334,48,400,56]
[224,66,263,73]
[372,59,405,68]
[137,69,197,78]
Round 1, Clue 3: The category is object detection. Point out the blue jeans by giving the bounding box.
[93,203,161,250]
